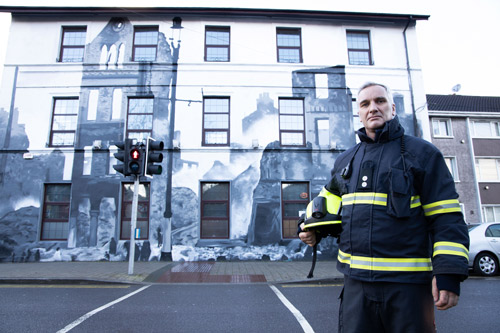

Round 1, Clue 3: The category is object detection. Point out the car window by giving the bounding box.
[485,224,500,237]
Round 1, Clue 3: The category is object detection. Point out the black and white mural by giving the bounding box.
[0,18,416,262]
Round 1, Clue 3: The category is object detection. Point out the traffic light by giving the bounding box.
[113,138,133,176]
[128,143,144,176]
[145,137,164,177]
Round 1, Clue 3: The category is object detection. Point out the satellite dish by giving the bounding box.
[452,84,461,93]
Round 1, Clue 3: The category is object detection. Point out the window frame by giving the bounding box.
[200,181,230,239]
[120,182,150,240]
[279,98,306,147]
[432,118,453,138]
[483,206,500,223]
[281,182,310,239]
[202,96,230,147]
[444,156,460,182]
[41,183,71,241]
[471,120,500,138]
[276,27,303,63]
[126,96,154,142]
[49,97,79,147]
[475,158,500,181]
[204,26,230,62]
[346,30,372,66]
[59,26,87,63]
[132,26,159,62]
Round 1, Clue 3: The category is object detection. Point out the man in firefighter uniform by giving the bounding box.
[299,82,469,332]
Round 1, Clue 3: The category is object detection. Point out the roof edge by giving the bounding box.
[0,6,430,21]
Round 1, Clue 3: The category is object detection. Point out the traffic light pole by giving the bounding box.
[128,175,140,275]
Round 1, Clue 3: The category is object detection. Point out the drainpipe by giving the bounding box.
[403,17,419,137]
[0,66,19,186]
[466,117,484,223]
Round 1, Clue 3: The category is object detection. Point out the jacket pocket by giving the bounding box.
[387,167,411,218]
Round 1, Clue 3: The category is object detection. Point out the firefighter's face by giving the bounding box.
[357,85,396,139]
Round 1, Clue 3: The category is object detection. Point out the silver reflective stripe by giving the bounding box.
[342,193,387,206]
[342,193,422,209]
[423,200,462,216]
[337,250,432,272]
[410,196,421,208]
[433,241,469,259]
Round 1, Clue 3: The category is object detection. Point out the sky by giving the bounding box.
[0,0,499,96]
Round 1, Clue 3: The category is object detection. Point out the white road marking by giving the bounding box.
[269,284,314,333]
[56,285,150,333]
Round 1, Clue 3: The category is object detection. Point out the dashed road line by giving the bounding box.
[56,285,150,333]
[269,284,314,333]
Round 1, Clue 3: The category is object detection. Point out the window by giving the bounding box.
[316,119,330,147]
[483,206,500,223]
[471,120,500,138]
[279,98,305,146]
[59,27,86,62]
[133,26,159,61]
[201,182,229,239]
[282,182,309,238]
[432,118,453,137]
[120,183,150,240]
[41,184,71,240]
[276,28,302,63]
[127,97,154,142]
[346,31,372,66]
[49,98,79,147]
[205,26,230,62]
[486,223,500,237]
[444,157,459,181]
[203,97,230,146]
[475,158,500,181]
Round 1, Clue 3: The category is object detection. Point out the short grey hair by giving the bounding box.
[358,82,394,106]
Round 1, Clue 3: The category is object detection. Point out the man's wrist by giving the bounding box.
[435,274,461,296]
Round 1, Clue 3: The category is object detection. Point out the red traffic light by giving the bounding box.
[130,148,140,160]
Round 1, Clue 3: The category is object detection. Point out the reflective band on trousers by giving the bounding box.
[422,199,462,216]
[433,241,469,260]
[338,249,432,272]
[342,193,421,208]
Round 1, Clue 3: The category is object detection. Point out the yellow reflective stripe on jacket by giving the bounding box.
[342,192,387,206]
[342,193,421,208]
[422,199,462,216]
[338,249,432,272]
[410,196,421,208]
[319,188,342,215]
[433,241,469,260]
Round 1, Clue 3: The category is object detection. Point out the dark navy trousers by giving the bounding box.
[339,276,436,333]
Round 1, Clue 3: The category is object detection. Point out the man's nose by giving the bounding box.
[368,101,379,112]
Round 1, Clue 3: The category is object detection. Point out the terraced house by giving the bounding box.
[427,94,500,225]
[0,5,429,262]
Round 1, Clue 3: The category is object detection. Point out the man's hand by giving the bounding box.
[432,276,459,310]
[298,223,316,247]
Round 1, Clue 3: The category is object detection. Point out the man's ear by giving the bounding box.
[391,104,396,117]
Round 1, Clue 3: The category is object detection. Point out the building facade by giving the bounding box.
[0,6,429,262]
[427,94,500,225]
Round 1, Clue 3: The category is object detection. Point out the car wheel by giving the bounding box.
[474,253,499,276]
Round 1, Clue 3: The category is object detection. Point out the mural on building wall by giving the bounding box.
[0,18,415,263]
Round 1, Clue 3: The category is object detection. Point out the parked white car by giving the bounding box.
[468,223,500,276]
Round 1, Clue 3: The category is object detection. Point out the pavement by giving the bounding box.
[0,260,343,285]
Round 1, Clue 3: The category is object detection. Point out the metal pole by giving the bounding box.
[128,175,140,275]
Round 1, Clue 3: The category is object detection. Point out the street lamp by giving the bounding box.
[162,17,183,260]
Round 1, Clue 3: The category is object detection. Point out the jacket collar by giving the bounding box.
[356,115,405,143]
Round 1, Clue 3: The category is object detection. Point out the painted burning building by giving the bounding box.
[0,6,429,262]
